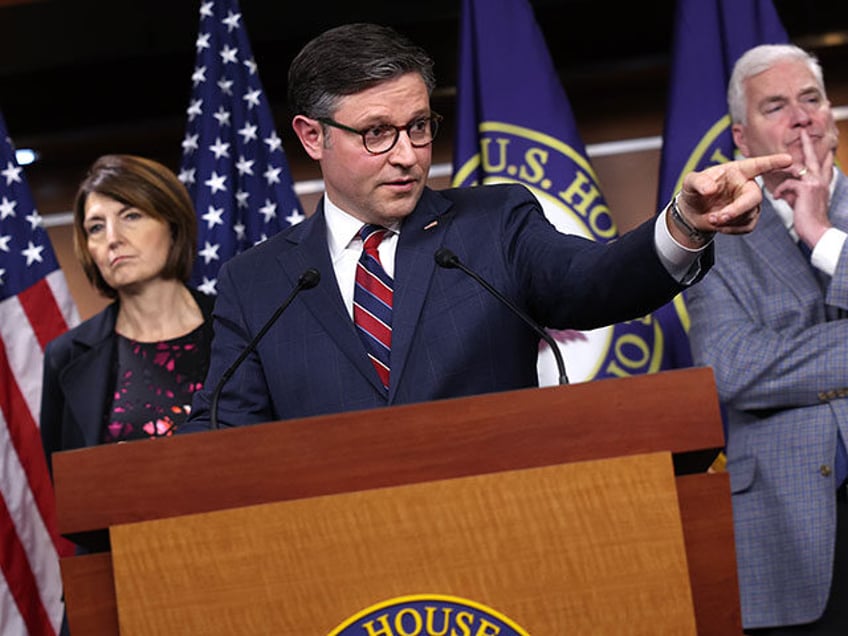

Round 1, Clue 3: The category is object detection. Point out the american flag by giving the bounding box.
[179,0,304,294]
[0,112,79,634]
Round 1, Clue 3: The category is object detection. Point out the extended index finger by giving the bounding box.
[736,152,793,179]
[799,130,819,170]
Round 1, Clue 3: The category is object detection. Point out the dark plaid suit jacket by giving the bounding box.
[187,183,694,428]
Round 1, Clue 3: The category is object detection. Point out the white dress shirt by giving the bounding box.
[325,196,399,320]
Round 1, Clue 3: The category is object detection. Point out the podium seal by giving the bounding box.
[329,594,531,635]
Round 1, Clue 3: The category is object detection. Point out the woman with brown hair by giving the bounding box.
[39,154,214,475]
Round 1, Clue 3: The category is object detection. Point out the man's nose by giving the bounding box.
[789,102,813,126]
[387,130,418,164]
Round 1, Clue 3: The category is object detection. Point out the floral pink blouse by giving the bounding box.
[102,325,209,442]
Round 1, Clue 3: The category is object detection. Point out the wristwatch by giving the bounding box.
[670,193,716,247]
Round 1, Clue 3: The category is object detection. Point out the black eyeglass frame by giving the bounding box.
[317,112,443,155]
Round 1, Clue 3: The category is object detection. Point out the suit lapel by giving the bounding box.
[388,189,454,401]
[746,199,820,303]
[275,203,387,393]
[829,171,848,231]
[822,172,848,316]
[60,308,117,447]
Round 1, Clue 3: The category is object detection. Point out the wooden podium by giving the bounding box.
[53,366,742,634]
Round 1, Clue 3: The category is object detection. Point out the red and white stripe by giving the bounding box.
[1,270,78,635]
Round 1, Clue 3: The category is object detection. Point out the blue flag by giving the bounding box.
[656,0,787,363]
[453,0,691,383]
[179,0,304,294]
[658,0,788,206]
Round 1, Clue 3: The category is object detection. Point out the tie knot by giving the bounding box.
[360,224,388,249]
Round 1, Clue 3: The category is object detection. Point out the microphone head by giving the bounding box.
[299,268,321,289]
[434,247,460,269]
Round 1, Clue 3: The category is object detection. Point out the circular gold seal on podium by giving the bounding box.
[329,593,531,635]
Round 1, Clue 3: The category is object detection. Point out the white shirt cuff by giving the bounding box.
[654,207,708,283]
[811,227,847,277]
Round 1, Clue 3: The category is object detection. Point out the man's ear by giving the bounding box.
[732,123,750,157]
[292,115,324,160]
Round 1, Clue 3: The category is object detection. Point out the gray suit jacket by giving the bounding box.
[686,170,848,629]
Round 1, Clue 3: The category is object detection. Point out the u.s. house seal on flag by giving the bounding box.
[454,122,670,384]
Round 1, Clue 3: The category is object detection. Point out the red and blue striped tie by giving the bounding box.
[354,225,393,391]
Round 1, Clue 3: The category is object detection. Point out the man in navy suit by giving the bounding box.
[687,44,848,633]
[185,23,789,430]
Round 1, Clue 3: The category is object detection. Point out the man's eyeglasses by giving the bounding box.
[318,113,443,155]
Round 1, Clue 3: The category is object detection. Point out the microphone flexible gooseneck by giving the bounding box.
[434,247,569,385]
[210,268,321,429]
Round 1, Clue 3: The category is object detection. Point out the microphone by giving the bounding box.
[210,268,320,429]
[434,248,569,385]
